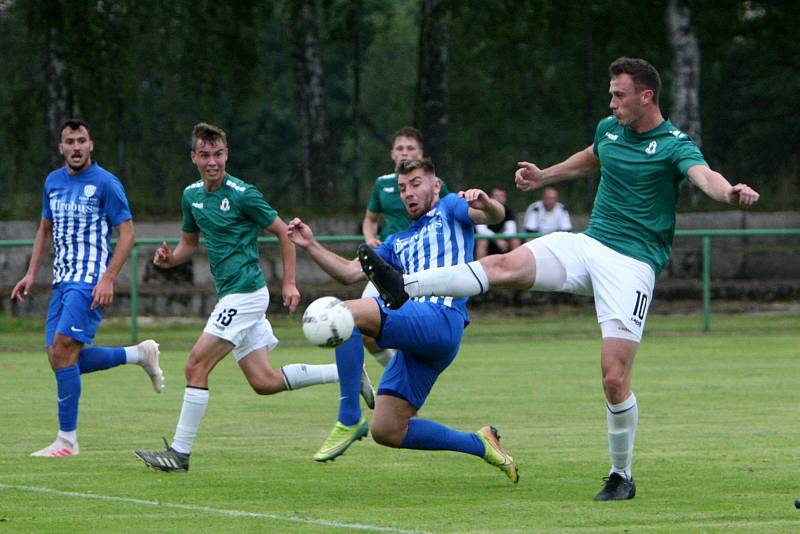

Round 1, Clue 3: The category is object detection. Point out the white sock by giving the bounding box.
[370,348,395,367]
[171,387,209,454]
[58,430,77,445]
[124,346,140,364]
[281,363,339,390]
[405,261,490,298]
[606,392,638,480]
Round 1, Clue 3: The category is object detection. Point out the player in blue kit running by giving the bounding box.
[361,58,761,500]
[11,119,163,457]
[288,158,519,483]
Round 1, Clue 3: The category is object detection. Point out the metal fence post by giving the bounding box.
[702,236,711,332]
[130,245,139,344]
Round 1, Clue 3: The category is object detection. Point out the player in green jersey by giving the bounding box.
[134,123,373,472]
[359,58,759,500]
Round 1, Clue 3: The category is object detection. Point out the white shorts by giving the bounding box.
[203,286,279,361]
[361,281,380,298]
[524,233,656,342]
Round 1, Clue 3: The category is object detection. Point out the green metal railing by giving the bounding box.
[3,229,798,343]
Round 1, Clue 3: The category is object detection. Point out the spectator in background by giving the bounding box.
[475,187,520,258]
[523,186,572,236]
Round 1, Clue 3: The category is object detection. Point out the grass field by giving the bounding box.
[1,311,799,533]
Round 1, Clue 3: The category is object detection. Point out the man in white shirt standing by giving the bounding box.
[523,186,572,236]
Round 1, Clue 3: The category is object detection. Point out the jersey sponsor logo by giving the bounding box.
[50,199,94,214]
[83,185,97,198]
[645,141,657,155]
[192,202,204,209]
[383,187,395,193]
[225,179,246,192]
[220,198,230,212]
[70,326,84,332]
[605,132,619,141]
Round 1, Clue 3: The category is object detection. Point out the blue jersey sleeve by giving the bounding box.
[41,181,52,221]
[103,177,133,226]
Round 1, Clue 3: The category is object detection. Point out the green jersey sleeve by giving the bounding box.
[181,189,199,233]
[367,179,383,213]
[671,135,708,176]
[241,186,278,229]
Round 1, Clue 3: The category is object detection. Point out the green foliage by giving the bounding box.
[1,313,799,531]
[1,0,798,219]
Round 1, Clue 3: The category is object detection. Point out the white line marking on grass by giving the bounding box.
[0,483,426,534]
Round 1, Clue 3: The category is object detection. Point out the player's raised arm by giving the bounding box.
[267,217,300,313]
[516,145,599,192]
[460,188,505,225]
[686,165,760,207]
[287,217,366,285]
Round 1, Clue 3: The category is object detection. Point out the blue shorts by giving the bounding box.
[45,284,104,347]
[374,299,465,409]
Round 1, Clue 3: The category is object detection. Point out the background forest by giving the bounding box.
[1,0,798,220]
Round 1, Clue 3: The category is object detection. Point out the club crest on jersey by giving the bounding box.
[645,141,657,155]
[220,198,230,212]
[83,185,97,198]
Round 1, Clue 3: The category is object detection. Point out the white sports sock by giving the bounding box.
[405,261,490,298]
[58,430,77,445]
[370,348,395,367]
[124,346,140,364]
[606,392,638,480]
[281,363,338,390]
[171,387,209,454]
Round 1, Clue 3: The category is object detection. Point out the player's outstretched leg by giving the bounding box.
[313,418,369,462]
[476,426,519,483]
[134,438,190,472]
[594,473,636,501]
[136,339,165,393]
[357,244,409,309]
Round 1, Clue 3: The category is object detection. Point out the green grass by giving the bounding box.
[1,312,799,532]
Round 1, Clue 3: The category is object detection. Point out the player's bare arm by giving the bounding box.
[287,217,366,285]
[460,188,505,225]
[516,145,599,192]
[267,217,300,313]
[91,219,135,310]
[362,210,382,248]
[153,232,199,269]
[687,165,760,207]
[10,218,53,303]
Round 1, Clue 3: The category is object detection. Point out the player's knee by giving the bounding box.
[48,340,77,369]
[184,356,209,383]
[602,371,627,397]
[370,421,404,448]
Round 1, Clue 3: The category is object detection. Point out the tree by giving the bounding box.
[289,0,335,206]
[415,0,451,175]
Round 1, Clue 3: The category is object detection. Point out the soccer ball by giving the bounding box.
[302,296,355,348]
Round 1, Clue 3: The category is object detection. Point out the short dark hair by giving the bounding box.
[609,57,661,102]
[192,122,227,150]
[396,157,435,176]
[392,126,423,148]
[60,118,91,138]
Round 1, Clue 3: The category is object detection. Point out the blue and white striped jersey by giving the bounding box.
[41,163,132,287]
[376,193,474,321]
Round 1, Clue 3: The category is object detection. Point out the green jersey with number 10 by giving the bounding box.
[586,116,707,274]
[181,174,277,298]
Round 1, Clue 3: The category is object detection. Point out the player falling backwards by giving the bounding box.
[359,58,760,500]
[134,122,372,472]
[288,157,519,483]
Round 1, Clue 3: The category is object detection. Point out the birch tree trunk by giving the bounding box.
[289,0,334,205]
[416,0,450,175]
[667,0,702,204]
[45,11,71,169]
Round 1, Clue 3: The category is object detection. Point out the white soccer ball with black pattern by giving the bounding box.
[302,296,355,348]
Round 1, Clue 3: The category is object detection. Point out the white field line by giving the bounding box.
[0,483,426,534]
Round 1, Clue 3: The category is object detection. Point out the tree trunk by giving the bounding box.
[289,0,334,206]
[45,10,71,170]
[667,0,703,205]
[415,0,450,175]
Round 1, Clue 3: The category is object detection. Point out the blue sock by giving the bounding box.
[78,346,126,374]
[335,327,364,426]
[55,365,81,432]
[400,418,484,457]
